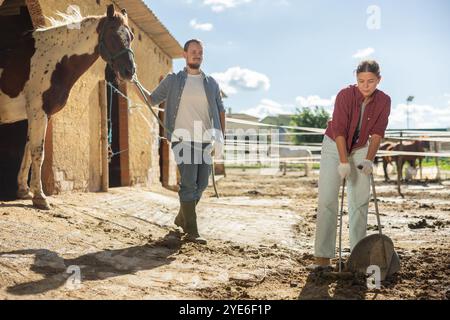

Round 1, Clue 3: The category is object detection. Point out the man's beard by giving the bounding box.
[188,63,201,70]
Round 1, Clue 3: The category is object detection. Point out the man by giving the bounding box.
[141,39,226,245]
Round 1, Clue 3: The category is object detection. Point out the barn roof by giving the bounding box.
[113,0,183,59]
[0,0,183,58]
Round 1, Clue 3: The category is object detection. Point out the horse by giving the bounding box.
[268,145,313,176]
[392,140,430,197]
[0,4,136,210]
[374,141,396,182]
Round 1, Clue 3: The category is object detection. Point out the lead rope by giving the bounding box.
[131,76,220,199]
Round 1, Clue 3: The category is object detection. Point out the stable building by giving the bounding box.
[0,0,182,199]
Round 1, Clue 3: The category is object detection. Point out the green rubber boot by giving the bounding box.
[181,200,207,245]
[174,200,199,232]
[174,206,185,231]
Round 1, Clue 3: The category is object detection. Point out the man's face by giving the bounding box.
[184,42,203,70]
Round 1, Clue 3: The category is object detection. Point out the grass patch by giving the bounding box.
[422,158,450,171]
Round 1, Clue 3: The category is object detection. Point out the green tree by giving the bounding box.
[290,106,330,144]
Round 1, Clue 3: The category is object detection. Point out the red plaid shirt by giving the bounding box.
[325,85,391,153]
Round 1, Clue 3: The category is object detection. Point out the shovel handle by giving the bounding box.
[357,165,389,269]
[338,179,346,273]
[357,165,383,236]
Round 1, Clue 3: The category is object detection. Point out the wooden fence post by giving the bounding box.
[99,80,109,192]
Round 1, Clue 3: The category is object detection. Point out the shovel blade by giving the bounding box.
[347,234,400,281]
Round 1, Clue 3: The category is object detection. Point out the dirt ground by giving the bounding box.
[0,168,449,300]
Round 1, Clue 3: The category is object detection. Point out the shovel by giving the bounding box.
[346,168,401,281]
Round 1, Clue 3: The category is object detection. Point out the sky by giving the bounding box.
[145,0,450,129]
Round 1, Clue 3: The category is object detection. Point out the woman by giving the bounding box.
[312,60,391,269]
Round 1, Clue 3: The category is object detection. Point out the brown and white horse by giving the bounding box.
[0,5,135,209]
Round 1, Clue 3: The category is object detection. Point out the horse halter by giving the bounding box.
[98,19,134,66]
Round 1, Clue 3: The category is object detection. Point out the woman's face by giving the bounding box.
[357,72,381,98]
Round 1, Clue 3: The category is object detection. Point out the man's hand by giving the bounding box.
[211,136,224,158]
[338,163,351,180]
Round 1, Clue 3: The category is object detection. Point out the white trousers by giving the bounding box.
[314,135,370,258]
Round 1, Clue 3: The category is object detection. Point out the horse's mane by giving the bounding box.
[35,5,128,32]
[36,5,94,31]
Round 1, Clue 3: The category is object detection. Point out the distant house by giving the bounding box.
[226,112,261,131]
[260,115,296,144]
[260,115,295,127]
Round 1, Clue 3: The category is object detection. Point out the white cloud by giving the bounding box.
[296,95,336,111]
[352,47,375,59]
[243,99,295,119]
[211,67,270,96]
[389,103,450,129]
[203,0,253,12]
[445,93,450,105]
[241,94,336,120]
[189,19,214,31]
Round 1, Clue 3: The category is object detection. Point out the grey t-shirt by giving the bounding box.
[173,74,212,142]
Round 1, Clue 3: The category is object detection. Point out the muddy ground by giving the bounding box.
[0,168,449,300]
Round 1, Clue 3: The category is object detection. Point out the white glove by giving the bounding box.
[359,159,374,175]
[212,141,224,158]
[338,163,351,181]
[211,134,224,158]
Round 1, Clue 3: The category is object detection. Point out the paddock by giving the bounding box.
[0,168,448,299]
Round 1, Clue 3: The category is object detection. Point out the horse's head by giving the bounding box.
[418,137,431,150]
[97,5,136,81]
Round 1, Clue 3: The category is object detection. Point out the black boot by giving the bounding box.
[181,201,207,245]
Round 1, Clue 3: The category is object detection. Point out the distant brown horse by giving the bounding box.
[392,140,430,197]
[0,5,135,209]
[375,141,396,182]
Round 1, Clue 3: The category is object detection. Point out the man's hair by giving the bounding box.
[184,39,203,52]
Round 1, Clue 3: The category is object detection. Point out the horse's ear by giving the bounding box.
[121,8,128,23]
[107,4,115,19]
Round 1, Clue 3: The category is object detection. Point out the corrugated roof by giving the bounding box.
[112,0,183,58]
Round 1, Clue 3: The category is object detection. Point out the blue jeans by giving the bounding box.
[172,142,212,202]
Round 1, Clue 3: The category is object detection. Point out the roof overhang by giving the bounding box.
[113,0,183,59]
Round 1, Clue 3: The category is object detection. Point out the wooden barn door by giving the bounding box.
[0,121,28,200]
[105,65,130,188]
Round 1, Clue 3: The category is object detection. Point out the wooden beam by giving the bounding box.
[99,80,109,192]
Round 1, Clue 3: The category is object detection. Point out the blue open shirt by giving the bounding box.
[149,68,225,142]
